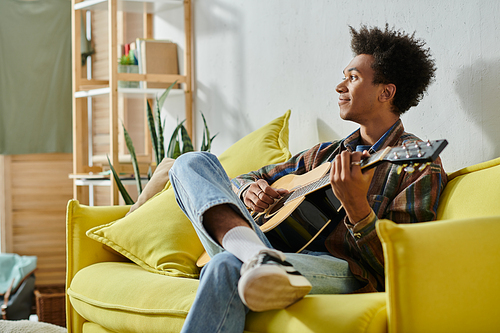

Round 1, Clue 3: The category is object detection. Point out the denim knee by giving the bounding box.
[172,151,214,173]
[200,251,242,283]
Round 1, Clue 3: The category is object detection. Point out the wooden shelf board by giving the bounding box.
[91,154,154,164]
[74,0,183,13]
[70,173,150,186]
[73,177,150,186]
[69,173,109,179]
[117,73,187,84]
[74,87,184,99]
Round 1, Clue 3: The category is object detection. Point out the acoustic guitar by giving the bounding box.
[196,139,448,266]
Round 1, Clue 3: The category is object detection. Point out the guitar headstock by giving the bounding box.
[361,139,448,173]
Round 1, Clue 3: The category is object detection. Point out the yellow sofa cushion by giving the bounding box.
[246,293,387,333]
[377,217,500,333]
[86,111,292,278]
[437,157,500,220]
[68,262,199,333]
[69,262,387,333]
[82,322,115,333]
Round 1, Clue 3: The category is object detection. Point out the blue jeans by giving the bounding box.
[169,152,362,333]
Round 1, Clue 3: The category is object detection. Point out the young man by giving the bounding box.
[169,25,447,332]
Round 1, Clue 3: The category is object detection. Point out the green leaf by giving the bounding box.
[155,96,164,161]
[172,140,181,159]
[180,125,194,154]
[200,119,207,151]
[157,81,177,109]
[200,112,209,150]
[161,117,167,158]
[200,111,218,152]
[106,155,134,205]
[167,121,185,158]
[209,133,218,149]
[147,100,161,164]
[147,165,153,180]
[155,82,177,160]
[122,122,142,195]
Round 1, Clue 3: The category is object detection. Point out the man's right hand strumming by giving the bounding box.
[243,179,289,213]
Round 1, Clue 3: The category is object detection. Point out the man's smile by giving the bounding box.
[338,95,351,105]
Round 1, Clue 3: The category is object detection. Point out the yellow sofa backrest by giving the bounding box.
[437,157,500,220]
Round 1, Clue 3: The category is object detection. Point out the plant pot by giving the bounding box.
[118,64,139,88]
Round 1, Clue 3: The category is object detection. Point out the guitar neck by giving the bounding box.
[285,148,391,203]
[281,139,448,205]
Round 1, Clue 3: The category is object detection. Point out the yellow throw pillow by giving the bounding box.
[86,111,292,277]
[218,110,291,176]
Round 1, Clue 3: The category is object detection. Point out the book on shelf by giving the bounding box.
[135,39,180,89]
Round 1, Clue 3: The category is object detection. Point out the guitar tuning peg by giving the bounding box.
[397,164,408,175]
[418,162,431,172]
[404,164,415,173]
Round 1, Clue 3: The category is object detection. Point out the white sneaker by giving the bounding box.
[238,251,312,312]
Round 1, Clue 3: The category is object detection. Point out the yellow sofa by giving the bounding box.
[65,113,500,333]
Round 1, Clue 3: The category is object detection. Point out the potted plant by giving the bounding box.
[118,54,139,88]
[108,81,217,204]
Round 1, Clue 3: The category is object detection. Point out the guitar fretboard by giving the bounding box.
[282,149,387,204]
[285,175,330,204]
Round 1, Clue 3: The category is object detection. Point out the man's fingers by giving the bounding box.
[244,180,287,212]
[350,151,362,168]
[245,181,271,211]
[276,188,289,196]
[252,205,265,213]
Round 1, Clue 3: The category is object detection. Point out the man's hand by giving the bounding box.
[330,150,375,224]
[243,179,289,213]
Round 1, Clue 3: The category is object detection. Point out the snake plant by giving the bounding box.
[109,81,217,204]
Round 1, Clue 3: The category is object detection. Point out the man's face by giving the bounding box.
[336,54,385,124]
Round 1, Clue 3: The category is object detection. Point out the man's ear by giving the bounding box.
[379,84,396,102]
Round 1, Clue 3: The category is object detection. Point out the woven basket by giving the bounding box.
[35,285,66,327]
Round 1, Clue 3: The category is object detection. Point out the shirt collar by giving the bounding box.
[343,119,404,153]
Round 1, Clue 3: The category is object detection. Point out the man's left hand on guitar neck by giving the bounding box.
[329,150,376,224]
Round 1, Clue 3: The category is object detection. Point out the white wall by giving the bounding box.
[156,0,500,172]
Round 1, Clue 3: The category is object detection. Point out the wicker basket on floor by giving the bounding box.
[35,285,66,327]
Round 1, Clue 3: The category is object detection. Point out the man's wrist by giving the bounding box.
[348,210,377,240]
[345,202,372,225]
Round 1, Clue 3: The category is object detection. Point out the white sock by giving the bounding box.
[222,226,285,263]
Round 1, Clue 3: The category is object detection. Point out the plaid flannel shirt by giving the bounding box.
[231,119,447,292]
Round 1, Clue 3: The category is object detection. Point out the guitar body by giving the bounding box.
[254,163,345,253]
[257,162,331,232]
[258,186,344,253]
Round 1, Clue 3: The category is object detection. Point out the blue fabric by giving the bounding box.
[356,145,371,152]
[345,119,400,153]
[0,254,37,294]
[169,152,362,332]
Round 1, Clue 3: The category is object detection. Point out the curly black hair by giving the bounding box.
[349,24,436,115]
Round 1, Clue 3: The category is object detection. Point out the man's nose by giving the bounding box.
[336,80,347,93]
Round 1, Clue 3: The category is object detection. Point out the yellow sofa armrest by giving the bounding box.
[66,199,131,279]
[66,199,131,333]
[376,217,500,333]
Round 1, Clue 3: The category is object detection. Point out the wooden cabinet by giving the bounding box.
[0,153,73,286]
[71,0,193,205]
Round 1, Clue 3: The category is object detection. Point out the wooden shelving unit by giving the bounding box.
[71,0,193,205]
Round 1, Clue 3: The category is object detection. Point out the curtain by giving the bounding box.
[0,0,72,154]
